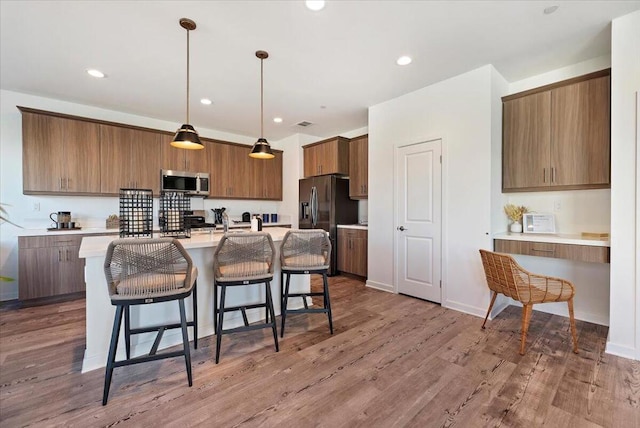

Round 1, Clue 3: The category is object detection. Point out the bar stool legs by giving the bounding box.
[214,280,279,364]
[280,270,333,337]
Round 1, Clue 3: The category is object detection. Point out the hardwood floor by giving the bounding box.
[1,275,638,427]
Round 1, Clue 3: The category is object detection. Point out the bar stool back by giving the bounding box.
[102,238,198,405]
[213,232,278,363]
[279,229,333,337]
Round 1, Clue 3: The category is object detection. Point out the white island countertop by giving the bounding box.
[79,227,292,258]
[337,224,368,231]
[494,232,610,247]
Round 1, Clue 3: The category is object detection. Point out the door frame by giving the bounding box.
[393,137,447,303]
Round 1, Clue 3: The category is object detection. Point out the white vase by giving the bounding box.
[510,222,523,233]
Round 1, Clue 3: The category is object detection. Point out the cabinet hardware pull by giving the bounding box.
[531,248,555,253]
[551,167,556,183]
[59,177,63,190]
[58,250,62,262]
[543,168,547,183]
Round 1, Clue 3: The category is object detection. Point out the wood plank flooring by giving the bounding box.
[0,275,638,427]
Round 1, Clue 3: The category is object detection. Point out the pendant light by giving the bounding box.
[249,50,275,159]
[171,18,203,150]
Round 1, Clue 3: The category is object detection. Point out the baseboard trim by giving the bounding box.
[605,341,639,361]
[442,299,486,318]
[365,280,394,293]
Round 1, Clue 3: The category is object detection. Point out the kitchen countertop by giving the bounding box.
[18,223,291,237]
[338,224,368,230]
[79,227,293,258]
[494,232,610,247]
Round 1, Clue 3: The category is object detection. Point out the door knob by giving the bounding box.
[397,226,407,231]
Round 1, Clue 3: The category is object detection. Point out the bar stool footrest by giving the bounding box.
[284,308,328,314]
[220,322,275,335]
[113,350,185,368]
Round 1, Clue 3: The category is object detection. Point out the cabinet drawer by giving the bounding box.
[494,239,609,264]
[19,235,83,249]
[339,228,367,239]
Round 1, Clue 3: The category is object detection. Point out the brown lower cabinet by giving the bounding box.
[18,234,112,301]
[337,228,368,277]
[493,239,609,264]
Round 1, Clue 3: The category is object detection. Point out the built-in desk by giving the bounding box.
[493,233,610,264]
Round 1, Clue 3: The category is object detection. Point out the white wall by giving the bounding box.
[0,90,301,300]
[608,10,640,360]
[368,65,503,316]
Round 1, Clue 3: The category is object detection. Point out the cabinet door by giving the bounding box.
[352,236,368,277]
[263,151,283,200]
[58,245,86,294]
[64,118,101,193]
[337,229,351,273]
[162,138,187,171]
[349,136,368,199]
[18,247,60,299]
[100,125,133,193]
[185,142,210,173]
[227,144,251,198]
[551,75,610,187]
[209,143,229,197]
[130,129,162,194]
[502,92,551,191]
[22,112,65,193]
[303,144,319,178]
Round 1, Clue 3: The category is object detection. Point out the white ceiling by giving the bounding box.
[1,1,638,141]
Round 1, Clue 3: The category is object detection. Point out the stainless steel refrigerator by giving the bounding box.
[299,175,358,275]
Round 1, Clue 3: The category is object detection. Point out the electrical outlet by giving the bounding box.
[553,200,561,212]
[33,202,40,212]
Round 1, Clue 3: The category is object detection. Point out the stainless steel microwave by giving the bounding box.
[161,170,210,196]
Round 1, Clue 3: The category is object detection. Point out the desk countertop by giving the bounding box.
[494,232,610,247]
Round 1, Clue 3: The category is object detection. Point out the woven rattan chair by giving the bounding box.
[279,229,333,337]
[479,249,578,355]
[213,232,278,363]
[102,238,198,405]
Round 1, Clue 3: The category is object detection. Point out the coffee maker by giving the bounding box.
[49,211,73,229]
[211,207,226,225]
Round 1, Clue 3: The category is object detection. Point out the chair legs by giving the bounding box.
[103,305,124,405]
[281,271,333,337]
[519,304,533,355]
[178,299,193,386]
[215,280,278,364]
[482,291,497,330]
[102,298,194,405]
[192,283,198,349]
[568,298,579,354]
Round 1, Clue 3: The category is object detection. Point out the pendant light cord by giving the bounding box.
[186,28,190,124]
[260,57,264,139]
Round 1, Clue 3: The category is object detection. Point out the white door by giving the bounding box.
[395,140,442,303]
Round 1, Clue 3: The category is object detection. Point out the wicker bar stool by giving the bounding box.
[479,249,578,355]
[213,232,278,363]
[279,229,333,337]
[102,238,198,405]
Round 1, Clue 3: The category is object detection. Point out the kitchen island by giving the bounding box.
[78,227,308,373]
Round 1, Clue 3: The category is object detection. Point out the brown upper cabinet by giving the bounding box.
[19,107,284,200]
[161,134,211,173]
[21,109,101,194]
[99,124,162,195]
[303,136,350,177]
[502,69,610,192]
[349,135,368,199]
[209,141,283,200]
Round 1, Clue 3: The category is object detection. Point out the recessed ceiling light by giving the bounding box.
[396,56,412,66]
[86,69,105,78]
[273,117,283,123]
[305,1,325,11]
[544,5,559,15]
[200,98,212,105]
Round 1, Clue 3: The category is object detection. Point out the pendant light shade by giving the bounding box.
[171,18,203,150]
[249,50,275,159]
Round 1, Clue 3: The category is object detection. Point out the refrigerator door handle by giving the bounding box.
[311,186,318,227]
